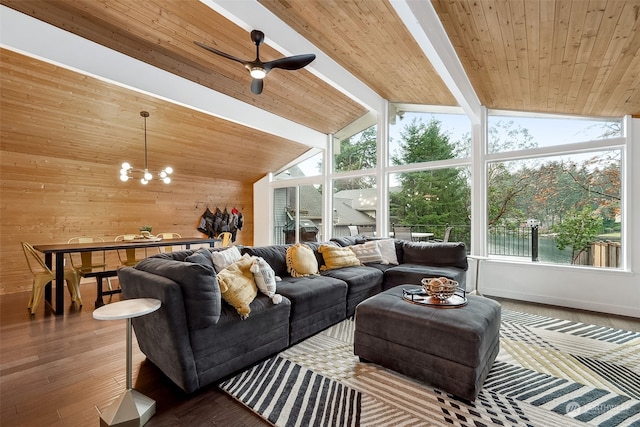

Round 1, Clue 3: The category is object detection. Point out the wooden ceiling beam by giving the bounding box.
[390,0,482,124]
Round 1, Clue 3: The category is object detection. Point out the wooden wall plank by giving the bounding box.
[0,151,253,295]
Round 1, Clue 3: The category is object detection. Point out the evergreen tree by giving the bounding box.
[389,119,470,228]
[333,126,377,191]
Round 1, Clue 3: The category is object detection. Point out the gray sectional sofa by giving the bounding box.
[118,236,468,393]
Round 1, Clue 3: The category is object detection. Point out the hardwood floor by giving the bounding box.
[0,281,269,427]
[1,282,638,426]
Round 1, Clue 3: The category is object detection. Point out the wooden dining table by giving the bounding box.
[33,237,219,315]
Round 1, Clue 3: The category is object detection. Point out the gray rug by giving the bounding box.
[220,310,640,426]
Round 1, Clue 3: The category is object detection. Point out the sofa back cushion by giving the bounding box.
[150,249,195,262]
[401,242,468,270]
[242,245,290,277]
[330,235,365,247]
[185,248,215,269]
[135,257,221,329]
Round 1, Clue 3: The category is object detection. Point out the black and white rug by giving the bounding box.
[220,310,640,426]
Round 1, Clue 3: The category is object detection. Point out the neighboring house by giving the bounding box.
[274,168,382,241]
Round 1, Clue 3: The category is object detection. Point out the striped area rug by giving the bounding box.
[220,310,640,426]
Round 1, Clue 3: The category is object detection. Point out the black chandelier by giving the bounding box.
[120,111,173,184]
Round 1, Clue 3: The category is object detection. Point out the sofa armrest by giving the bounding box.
[118,267,200,393]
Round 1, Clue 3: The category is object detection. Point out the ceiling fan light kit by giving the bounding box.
[195,29,315,94]
[120,111,173,185]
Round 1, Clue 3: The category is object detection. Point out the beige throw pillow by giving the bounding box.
[216,254,257,319]
[350,241,384,264]
[285,243,319,277]
[376,238,399,265]
[319,244,362,270]
[210,246,242,272]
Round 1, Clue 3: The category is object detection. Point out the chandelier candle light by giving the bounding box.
[120,111,173,184]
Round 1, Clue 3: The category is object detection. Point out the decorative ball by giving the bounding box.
[421,277,458,301]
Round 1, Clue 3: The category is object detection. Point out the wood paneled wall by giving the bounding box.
[0,150,253,295]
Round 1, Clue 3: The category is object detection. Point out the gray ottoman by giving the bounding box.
[354,286,501,401]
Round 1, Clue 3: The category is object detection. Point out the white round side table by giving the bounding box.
[93,298,161,427]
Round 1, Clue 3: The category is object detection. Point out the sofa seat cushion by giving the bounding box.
[135,257,221,329]
[277,276,346,319]
[277,275,347,343]
[321,266,383,316]
[383,263,466,291]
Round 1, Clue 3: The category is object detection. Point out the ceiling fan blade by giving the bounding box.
[251,78,264,95]
[264,54,316,72]
[194,41,247,65]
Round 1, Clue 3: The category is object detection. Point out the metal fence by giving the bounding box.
[488,225,535,259]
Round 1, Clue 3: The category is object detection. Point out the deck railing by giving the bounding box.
[272,223,619,267]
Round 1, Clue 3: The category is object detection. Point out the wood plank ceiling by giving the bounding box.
[1,0,639,183]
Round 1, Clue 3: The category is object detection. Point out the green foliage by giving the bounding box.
[552,206,603,264]
[333,126,377,191]
[389,119,470,227]
[485,121,539,226]
[391,118,455,164]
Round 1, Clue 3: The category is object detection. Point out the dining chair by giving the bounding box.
[393,226,413,241]
[21,241,82,314]
[68,237,113,291]
[114,234,145,266]
[155,232,182,252]
[433,226,453,243]
[217,232,232,248]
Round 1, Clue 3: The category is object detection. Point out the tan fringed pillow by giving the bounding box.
[319,244,362,270]
[217,254,258,319]
[285,243,319,277]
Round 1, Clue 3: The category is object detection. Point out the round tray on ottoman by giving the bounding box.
[402,287,468,308]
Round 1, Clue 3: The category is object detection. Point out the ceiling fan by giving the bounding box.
[195,30,316,95]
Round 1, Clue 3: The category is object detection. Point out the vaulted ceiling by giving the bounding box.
[1,0,639,182]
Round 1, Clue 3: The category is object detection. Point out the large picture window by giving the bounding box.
[273,185,322,244]
[269,107,626,271]
[333,125,377,173]
[274,150,323,180]
[389,168,471,245]
[389,106,470,164]
[332,176,377,238]
[487,110,623,268]
[488,112,622,154]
